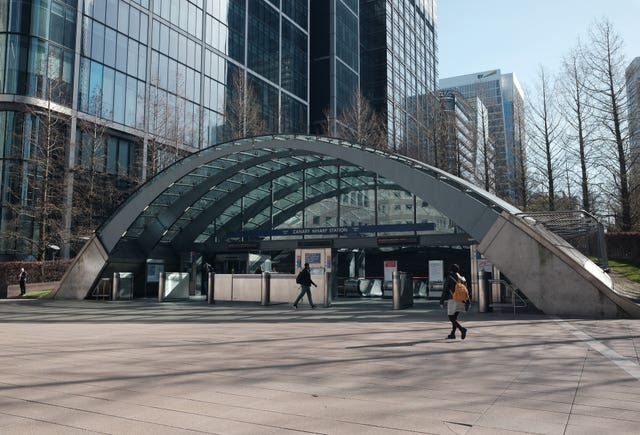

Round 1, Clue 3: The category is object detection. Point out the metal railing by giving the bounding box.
[489,279,527,316]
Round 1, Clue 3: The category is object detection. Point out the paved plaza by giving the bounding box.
[1,298,639,434]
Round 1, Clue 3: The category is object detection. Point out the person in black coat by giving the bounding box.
[19,267,28,296]
[293,263,317,309]
[439,264,468,340]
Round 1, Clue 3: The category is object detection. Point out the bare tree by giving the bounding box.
[224,69,268,141]
[143,77,195,179]
[581,18,632,229]
[560,47,596,213]
[6,84,70,262]
[473,98,497,194]
[321,89,388,150]
[72,98,132,244]
[512,95,529,210]
[527,66,565,210]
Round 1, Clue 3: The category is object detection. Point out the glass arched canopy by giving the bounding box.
[98,135,520,260]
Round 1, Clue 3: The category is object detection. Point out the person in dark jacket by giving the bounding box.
[439,264,468,339]
[19,267,28,296]
[293,263,317,309]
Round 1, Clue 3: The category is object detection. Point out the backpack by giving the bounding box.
[295,271,303,284]
[451,277,469,302]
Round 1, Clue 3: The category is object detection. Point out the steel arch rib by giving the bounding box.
[98,135,517,254]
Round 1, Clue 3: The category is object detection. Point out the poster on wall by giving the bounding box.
[383,260,397,282]
[305,252,321,265]
[428,260,444,299]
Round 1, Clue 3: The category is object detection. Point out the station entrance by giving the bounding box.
[55,135,638,318]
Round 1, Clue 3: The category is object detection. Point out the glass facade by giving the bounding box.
[360,0,438,151]
[0,0,311,259]
[310,0,360,134]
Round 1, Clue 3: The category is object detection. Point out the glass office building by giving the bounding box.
[360,0,437,152]
[0,0,310,259]
[439,70,525,203]
[309,0,360,134]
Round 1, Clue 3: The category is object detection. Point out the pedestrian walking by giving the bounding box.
[293,263,317,309]
[19,267,28,296]
[439,263,469,339]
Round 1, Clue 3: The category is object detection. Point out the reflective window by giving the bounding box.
[113,71,126,124]
[118,2,129,33]
[127,40,139,77]
[248,0,279,83]
[248,74,278,132]
[115,32,127,72]
[102,67,115,118]
[91,21,105,63]
[125,76,137,127]
[282,0,307,29]
[103,27,116,68]
[281,93,307,134]
[129,7,140,40]
[227,0,245,63]
[88,61,103,114]
[281,18,307,99]
[335,1,358,70]
[105,0,118,29]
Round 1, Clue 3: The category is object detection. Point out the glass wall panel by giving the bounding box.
[335,1,358,70]
[27,37,47,98]
[115,33,127,72]
[88,61,103,114]
[106,0,118,29]
[117,1,129,34]
[247,0,278,82]
[248,74,278,133]
[281,18,307,99]
[90,20,104,62]
[103,27,116,68]
[227,0,245,63]
[5,34,29,95]
[282,0,307,29]
[113,71,126,124]
[281,93,307,134]
[102,67,115,119]
[125,76,137,127]
[31,0,50,39]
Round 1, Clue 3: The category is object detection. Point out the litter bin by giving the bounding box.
[392,271,413,309]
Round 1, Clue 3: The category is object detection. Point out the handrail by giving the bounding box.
[489,279,527,316]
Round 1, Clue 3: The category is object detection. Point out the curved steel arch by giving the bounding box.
[98,135,517,255]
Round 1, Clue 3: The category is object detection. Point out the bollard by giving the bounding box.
[261,272,270,306]
[112,272,119,301]
[207,271,215,304]
[158,271,166,302]
[324,271,332,307]
[392,271,401,309]
[477,271,491,312]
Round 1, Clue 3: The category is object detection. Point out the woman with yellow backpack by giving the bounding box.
[439,264,470,340]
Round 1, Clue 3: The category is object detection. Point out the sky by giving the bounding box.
[436,0,640,93]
